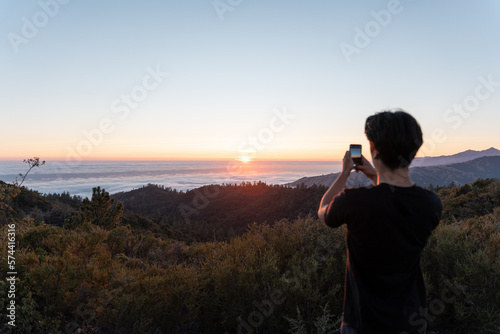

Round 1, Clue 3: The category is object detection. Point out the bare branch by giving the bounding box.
[18,157,46,187]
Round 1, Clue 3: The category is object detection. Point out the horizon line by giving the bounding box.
[0,146,497,163]
[0,158,342,163]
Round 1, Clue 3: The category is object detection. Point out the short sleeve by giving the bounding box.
[431,193,443,229]
[324,190,349,228]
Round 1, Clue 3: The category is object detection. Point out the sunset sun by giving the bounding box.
[239,156,251,163]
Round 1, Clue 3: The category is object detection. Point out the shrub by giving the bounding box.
[1,181,499,333]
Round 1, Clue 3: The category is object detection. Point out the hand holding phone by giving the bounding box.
[350,144,362,166]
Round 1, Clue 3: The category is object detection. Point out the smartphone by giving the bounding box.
[350,144,362,165]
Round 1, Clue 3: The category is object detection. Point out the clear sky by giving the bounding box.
[1,0,500,162]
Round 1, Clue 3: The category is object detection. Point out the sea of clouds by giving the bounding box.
[0,160,341,198]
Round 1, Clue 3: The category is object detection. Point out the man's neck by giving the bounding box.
[377,167,414,187]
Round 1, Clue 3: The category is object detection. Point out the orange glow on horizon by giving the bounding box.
[0,156,341,162]
[1,143,497,162]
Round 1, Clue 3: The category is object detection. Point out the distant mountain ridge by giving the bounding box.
[288,155,500,188]
[411,147,500,167]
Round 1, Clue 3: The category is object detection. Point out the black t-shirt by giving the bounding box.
[325,183,442,334]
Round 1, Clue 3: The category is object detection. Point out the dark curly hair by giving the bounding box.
[365,109,423,170]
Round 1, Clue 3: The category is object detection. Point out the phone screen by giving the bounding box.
[350,144,362,165]
[350,146,361,158]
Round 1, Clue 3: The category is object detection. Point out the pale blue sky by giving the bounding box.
[1,0,499,161]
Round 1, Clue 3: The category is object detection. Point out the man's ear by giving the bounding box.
[369,141,379,159]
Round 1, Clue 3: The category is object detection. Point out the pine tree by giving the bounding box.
[68,187,123,230]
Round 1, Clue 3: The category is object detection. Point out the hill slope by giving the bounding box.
[288,156,500,188]
[411,147,500,167]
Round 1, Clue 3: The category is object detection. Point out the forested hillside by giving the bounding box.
[0,179,499,333]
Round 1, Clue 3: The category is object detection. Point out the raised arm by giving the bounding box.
[318,151,353,225]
